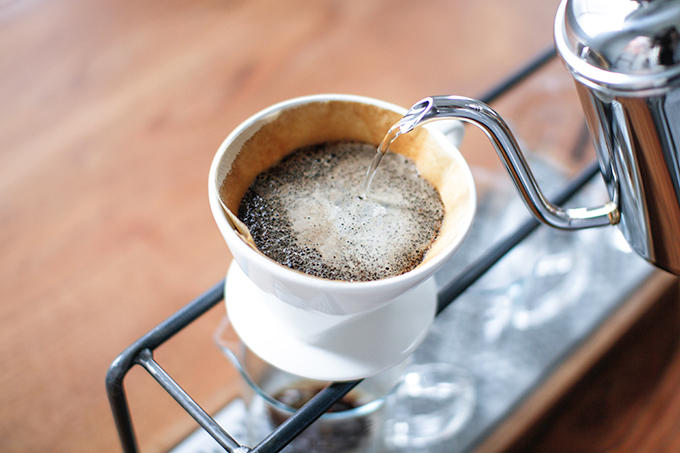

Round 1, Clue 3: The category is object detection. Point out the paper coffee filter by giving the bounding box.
[216,98,472,272]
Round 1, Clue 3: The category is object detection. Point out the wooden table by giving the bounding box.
[3,1,679,452]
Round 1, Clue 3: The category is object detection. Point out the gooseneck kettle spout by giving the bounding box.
[398,95,620,230]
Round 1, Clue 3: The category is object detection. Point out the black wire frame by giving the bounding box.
[106,45,597,453]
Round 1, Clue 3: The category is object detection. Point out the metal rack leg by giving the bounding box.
[136,349,243,452]
[106,279,226,453]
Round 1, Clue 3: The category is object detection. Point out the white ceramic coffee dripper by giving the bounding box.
[209,94,476,381]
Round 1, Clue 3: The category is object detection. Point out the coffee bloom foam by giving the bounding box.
[238,142,444,281]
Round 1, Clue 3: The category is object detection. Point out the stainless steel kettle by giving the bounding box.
[400,0,680,275]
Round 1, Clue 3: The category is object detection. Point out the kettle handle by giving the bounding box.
[400,96,620,229]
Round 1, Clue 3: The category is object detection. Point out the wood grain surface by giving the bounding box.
[5,1,677,453]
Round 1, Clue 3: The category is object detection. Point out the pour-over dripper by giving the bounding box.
[208,94,476,380]
[209,95,475,316]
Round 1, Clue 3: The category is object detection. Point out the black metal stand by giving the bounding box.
[106,45,595,453]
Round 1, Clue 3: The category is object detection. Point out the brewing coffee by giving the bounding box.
[263,382,377,453]
[238,141,444,282]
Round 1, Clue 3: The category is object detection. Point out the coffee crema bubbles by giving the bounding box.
[237,141,444,282]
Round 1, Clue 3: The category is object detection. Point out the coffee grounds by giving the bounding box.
[238,141,444,281]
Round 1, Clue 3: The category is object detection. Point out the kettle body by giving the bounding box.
[570,77,680,273]
[555,0,680,273]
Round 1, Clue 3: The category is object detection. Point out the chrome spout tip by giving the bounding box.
[398,97,435,133]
